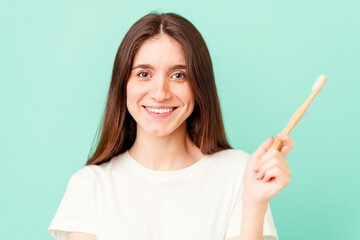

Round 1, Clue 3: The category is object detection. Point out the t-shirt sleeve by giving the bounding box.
[48,167,96,240]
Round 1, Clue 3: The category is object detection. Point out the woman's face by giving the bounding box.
[126,34,195,137]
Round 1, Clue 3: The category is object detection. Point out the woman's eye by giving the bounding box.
[172,72,186,79]
[138,72,150,78]
[137,71,186,80]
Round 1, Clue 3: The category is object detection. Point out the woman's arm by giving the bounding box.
[228,134,294,240]
[226,199,268,240]
[237,201,267,240]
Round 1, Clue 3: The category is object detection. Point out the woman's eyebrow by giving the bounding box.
[132,64,186,71]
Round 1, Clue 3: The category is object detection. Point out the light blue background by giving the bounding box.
[1,0,359,239]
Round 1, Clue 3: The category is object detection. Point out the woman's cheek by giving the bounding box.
[126,81,147,104]
[176,83,194,102]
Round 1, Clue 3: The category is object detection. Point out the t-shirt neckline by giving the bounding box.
[124,150,210,182]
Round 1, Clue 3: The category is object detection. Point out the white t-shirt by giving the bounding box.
[48,149,278,240]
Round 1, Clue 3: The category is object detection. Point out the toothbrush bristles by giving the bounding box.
[312,74,326,91]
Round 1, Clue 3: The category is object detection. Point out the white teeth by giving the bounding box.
[145,106,174,114]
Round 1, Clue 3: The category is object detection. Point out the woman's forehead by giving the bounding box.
[133,35,186,69]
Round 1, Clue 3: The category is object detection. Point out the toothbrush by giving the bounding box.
[270,74,327,150]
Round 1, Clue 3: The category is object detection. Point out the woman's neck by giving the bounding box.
[128,123,203,171]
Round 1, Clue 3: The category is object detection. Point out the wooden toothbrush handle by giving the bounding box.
[269,75,327,151]
[270,138,284,150]
[270,89,318,150]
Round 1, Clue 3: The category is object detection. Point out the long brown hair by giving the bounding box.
[86,12,232,166]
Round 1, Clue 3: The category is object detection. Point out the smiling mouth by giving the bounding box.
[142,106,178,114]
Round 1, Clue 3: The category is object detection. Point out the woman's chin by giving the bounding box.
[140,125,173,137]
[138,121,185,138]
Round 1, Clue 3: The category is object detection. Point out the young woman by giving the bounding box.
[48,12,294,240]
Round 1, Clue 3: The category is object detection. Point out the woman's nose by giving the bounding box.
[151,77,171,101]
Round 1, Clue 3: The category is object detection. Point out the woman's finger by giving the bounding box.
[255,155,289,180]
[253,148,279,172]
[276,133,295,157]
[251,136,274,161]
[262,166,291,187]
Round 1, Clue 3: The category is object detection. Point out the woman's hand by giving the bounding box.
[243,133,294,210]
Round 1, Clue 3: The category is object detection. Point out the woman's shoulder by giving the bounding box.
[210,148,250,163]
[204,149,251,184]
[69,152,126,183]
[207,148,251,171]
[213,148,250,157]
[66,165,97,189]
